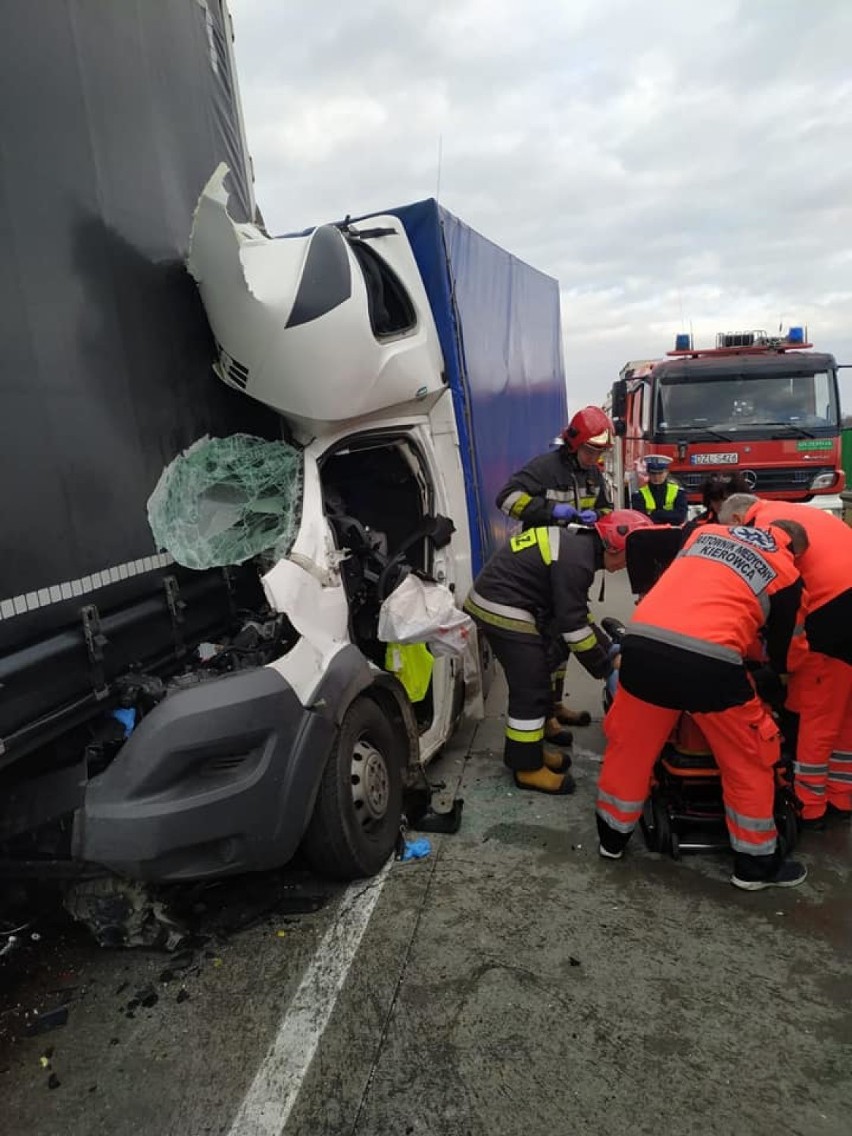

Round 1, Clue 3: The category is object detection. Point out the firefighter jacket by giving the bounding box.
[620,522,802,713]
[746,500,852,664]
[465,527,612,679]
[630,478,688,525]
[496,447,613,529]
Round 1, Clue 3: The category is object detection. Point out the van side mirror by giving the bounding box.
[611,379,627,421]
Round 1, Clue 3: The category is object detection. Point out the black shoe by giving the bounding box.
[798,814,826,832]
[825,803,852,825]
[731,860,808,891]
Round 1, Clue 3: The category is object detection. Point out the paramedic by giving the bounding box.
[464,511,653,795]
[718,493,852,828]
[597,518,810,890]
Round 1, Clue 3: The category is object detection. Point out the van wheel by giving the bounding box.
[302,697,403,880]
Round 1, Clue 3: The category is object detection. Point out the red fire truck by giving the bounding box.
[606,327,845,507]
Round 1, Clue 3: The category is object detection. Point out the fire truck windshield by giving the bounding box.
[655,369,839,438]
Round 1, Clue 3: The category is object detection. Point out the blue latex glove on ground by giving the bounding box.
[400,837,431,862]
[552,504,580,522]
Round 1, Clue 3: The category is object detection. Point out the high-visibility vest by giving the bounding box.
[640,479,679,513]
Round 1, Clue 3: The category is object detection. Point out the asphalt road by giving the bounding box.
[2,572,851,1135]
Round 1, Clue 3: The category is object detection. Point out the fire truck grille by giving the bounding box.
[678,466,832,494]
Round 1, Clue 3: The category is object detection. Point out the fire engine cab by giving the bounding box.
[606,327,845,507]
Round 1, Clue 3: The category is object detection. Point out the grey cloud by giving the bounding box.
[228,0,852,410]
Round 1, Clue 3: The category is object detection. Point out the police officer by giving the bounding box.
[631,455,688,525]
[496,406,615,739]
[464,511,653,795]
[596,517,810,890]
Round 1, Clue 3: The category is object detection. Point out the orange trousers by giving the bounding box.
[786,650,852,819]
[597,686,780,855]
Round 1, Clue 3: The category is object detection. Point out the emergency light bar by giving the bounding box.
[667,326,812,357]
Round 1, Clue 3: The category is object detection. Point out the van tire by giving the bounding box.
[302,697,403,879]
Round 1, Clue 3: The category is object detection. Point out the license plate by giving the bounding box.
[689,452,739,465]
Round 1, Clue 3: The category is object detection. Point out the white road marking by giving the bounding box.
[226,861,391,1136]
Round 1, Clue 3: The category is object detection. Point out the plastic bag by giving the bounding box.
[378,576,472,656]
[147,434,303,570]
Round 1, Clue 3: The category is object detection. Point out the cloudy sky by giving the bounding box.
[228,0,852,414]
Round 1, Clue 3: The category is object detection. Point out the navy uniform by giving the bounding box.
[631,454,688,526]
[497,446,613,529]
[464,526,614,795]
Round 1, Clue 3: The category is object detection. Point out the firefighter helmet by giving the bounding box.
[595,509,654,554]
[561,406,614,452]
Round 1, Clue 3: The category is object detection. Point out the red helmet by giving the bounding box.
[561,406,614,452]
[594,509,655,554]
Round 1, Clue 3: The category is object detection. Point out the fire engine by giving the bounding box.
[606,327,845,507]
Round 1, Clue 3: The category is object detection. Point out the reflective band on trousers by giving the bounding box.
[595,807,637,834]
[794,761,828,776]
[506,715,545,742]
[725,806,778,853]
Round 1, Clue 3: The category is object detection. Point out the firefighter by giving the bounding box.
[495,406,615,739]
[597,517,810,890]
[630,455,688,525]
[718,493,852,828]
[464,511,653,795]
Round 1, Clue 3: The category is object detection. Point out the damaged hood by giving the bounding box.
[187,165,446,434]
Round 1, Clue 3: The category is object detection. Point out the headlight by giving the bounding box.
[810,471,838,491]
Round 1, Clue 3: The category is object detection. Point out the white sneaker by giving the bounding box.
[599,844,624,860]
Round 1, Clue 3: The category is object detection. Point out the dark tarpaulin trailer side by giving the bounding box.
[0,1,278,758]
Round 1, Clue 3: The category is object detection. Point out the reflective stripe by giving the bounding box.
[595,807,637,834]
[794,761,828,775]
[728,831,777,854]
[547,526,561,563]
[501,490,532,518]
[796,782,826,795]
[507,715,546,731]
[828,772,852,784]
[563,625,595,644]
[625,623,742,665]
[725,807,777,833]
[545,489,575,503]
[463,593,538,635]
[466,589,535,624]
[598,789,646,812]
[569,633,597,654]
[506,725,545,743]
[831,751,852,765]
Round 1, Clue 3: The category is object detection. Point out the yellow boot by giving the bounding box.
[554,702,591,728]
[543,743,572,774]
[545,718,574,748]
[513,765,576,795]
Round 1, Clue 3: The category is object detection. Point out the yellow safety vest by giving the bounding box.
[640,480,679,513]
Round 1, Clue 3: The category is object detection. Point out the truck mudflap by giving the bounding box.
[72,665,334,881]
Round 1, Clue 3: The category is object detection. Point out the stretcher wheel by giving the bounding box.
[640,793,672,855]
[669,831,682,861]
[775,793,799,855]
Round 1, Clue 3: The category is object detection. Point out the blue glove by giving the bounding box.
[578,509,598,525]
[552,504,579,522]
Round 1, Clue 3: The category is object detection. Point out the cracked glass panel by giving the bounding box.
[147,434,303,569]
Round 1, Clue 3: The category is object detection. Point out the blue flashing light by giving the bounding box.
[787,326,805,344]
[675,333,692,351]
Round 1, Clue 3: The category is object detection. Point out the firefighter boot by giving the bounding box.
[545,719,575,749]
[543,743,572,774]
[554,702,592,728]
[514,766,576,795]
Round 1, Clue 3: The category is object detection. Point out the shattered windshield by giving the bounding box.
[655,370,838,436]
[147,434,303,569]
